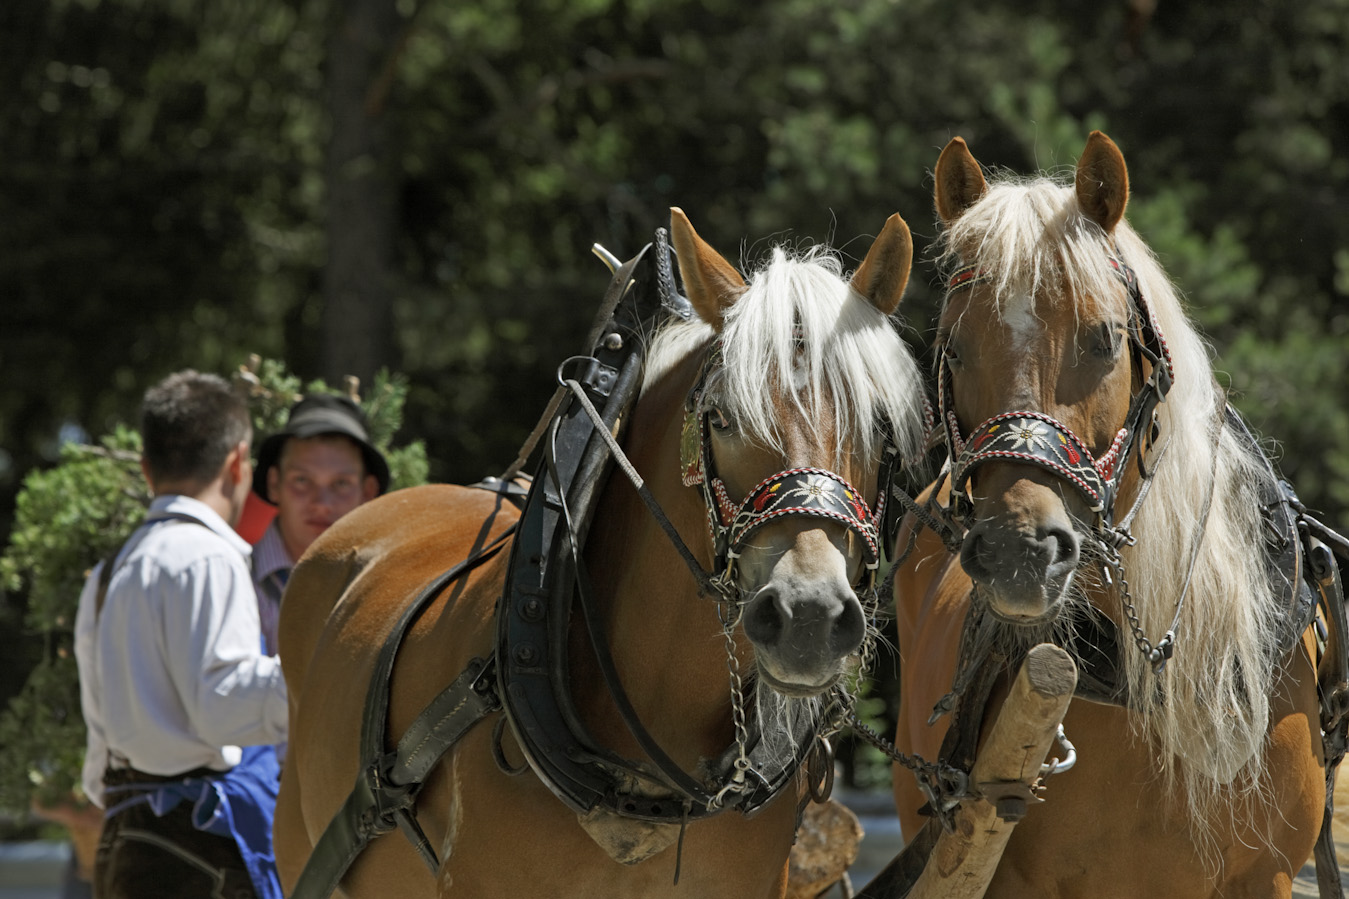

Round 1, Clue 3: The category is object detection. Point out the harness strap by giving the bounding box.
[544,425,722,807]
[288,531,514,899]
[562,377,722,600]
[1302,519,1349,899]
[535,380,818,817]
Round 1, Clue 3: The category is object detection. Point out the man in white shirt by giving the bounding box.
[249,393,388,656]
[74,370,287,899]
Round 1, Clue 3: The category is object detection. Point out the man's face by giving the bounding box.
[267,435,379,560]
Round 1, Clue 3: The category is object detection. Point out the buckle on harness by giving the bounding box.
[357,757,419,839]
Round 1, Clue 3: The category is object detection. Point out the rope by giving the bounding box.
[890,481,962,554]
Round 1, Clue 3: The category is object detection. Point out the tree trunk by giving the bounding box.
[320,0,402,388]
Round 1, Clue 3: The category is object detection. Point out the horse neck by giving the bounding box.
[573,351,742,767]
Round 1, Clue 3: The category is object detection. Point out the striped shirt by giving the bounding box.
[250,521,294,657]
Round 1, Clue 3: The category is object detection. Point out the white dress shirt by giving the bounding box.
[74,495,288,807]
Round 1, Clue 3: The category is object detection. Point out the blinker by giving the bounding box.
[680,403,705,487]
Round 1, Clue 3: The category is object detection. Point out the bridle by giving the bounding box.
[862,244,1184,835]
[941,250,1175,547]
[544,272,906,822]
[677,338,895,601]
[937,247,1187,671]
[871,240,1349,899]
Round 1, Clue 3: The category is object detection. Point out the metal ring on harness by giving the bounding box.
[490,715,529,777]
[806,735,836,804]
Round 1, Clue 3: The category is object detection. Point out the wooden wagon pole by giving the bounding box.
[856,642,1078,899]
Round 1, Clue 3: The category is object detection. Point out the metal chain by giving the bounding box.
[856,584,882,684]
[846,710,972,819]
[710,604,753,808]
[1100,540,1174,674]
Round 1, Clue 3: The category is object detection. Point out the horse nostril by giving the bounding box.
[830,599,865,656]
[1041,526,1080,577]
[962,522,1078,585]
[744,588,785,647]
[960,527,994,582]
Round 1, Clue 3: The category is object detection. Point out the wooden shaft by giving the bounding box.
[860,642,1078,899]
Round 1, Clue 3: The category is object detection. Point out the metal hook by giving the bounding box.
[1039,724,1077,778]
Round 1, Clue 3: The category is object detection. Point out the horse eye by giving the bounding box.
[709,407,733,432]
[1090,324,1125,360]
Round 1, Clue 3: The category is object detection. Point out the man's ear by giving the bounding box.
[362,474,379,502]
[226,441,249,483]
[139,457,156,494]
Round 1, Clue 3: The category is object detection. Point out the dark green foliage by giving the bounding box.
[0,430,145,810]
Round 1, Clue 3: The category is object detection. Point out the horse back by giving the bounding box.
[277,484,518,703]
[275,484,520,894]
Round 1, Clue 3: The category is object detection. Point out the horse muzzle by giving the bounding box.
[959,512,1081,622]
[742,577,864,695]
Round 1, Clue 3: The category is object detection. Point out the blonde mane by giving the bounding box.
[939,176,1288,832]
[645,245,928,468]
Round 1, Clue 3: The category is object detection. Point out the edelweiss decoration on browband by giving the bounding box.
[679,339,890,594]
[940,249,1175,532]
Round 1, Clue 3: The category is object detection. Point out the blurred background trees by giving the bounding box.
[1,0,1346,805]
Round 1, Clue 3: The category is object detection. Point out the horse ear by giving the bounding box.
[934,137,987,224]
[850,213,912,316]
[669,207,746,331]
[1075,131,1129,233]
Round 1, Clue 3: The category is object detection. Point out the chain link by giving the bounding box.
[846,710,972,818]
[1100,540,1174,673]
[710,608,753,809]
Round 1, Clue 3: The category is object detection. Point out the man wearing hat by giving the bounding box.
[250,394,389,656]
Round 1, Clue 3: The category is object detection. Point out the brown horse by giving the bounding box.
[891,132,1328,897]
[274,208,930,897]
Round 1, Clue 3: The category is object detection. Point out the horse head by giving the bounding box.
[666,208,924,696]
[933,132,1167,624]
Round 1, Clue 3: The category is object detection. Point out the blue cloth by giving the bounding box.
[103,745,282,899]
